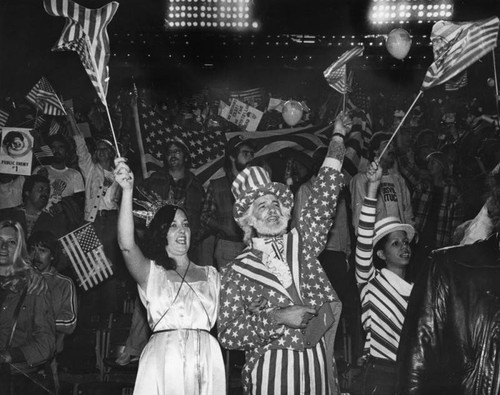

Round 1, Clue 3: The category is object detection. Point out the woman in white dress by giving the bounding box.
[114,159,225,395]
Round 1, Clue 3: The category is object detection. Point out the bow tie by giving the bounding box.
[263,236,285,261]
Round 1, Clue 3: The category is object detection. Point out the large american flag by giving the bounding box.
[26,77,66,116]
[137,99,226,185]
[60,223,113,291]
[324,46,364,95]
[226,121,368,183]
[44,0,119,105]
[54,36,107,104]
[422,16,499,90]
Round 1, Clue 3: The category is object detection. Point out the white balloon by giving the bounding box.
[282,100,304,127]
[386,28,412,60]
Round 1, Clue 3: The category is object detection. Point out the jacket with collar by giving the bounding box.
[397,234,500,395]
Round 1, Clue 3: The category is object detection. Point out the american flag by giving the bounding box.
[136,99,226,185]
[44,0,119,105]
[422,16,499,90]
[229,87,266,108]
[226,121,367,182]
[54,36,107,104]
[324,46,364,95]
[26,77,66,116]
[33,144,54,164]
[59,223,113,291]
[0,110,9,127]
[445,71,468,91]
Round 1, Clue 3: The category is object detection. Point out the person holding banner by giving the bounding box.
[0,220,55,395]
[114,158,225,395]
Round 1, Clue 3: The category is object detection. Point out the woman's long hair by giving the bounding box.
[140,205,186,270]
[0,220,31,276]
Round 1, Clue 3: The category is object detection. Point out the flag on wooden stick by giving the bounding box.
[324,46,364,94]
[422,16,499,90]
[26,77,66,116]
[60,223,113,290]
[44,0,119,105]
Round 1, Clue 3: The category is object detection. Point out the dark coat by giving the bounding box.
[397,234,500,395]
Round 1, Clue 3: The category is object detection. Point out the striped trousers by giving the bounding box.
[249,338,330,395]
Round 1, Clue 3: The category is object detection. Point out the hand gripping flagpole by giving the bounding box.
[377,90,424,160]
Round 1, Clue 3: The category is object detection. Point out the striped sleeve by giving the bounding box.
[355,196,377,285]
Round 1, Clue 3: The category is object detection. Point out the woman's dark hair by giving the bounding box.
[373,234,390,270]
[140,205,186,270]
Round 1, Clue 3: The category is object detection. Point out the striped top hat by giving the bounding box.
[231,166,294,219]
[373,216,416,247]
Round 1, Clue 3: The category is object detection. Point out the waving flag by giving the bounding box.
[26,77,66,116]
[422,16,499,90]
[324,46,364,94]
[0,110,9,127]
[226,121,367,182]
[54,36,107,104]
[60,223,113,291]
[44,0,119,104]
[136,99,226,184]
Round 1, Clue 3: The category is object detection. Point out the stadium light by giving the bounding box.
[369,0,454,25]
[165,0,259,31]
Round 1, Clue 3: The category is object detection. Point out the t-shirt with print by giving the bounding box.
[379,174,400,219]
[33,165,84,208]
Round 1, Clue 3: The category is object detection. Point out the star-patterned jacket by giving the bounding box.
[218,148,345,392]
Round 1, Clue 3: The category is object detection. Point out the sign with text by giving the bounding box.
[0,128,33,176]
[224,99,263,132]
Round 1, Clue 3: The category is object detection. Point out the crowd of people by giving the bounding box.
[0,78,499,395]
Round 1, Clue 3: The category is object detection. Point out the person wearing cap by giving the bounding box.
[27,231,77,354]
[217,113,351,394]
[350,131,414,233]
[68,114,123,315]
[200,136,255,270]
[355,160,416,395]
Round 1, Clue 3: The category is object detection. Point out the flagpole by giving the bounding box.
[378,90,424,160]
[102,100,121,157]
[492,49,500,120]
[130,85,148,180]
[342,93,346,113]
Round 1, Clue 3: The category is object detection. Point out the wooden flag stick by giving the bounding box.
[378,90,424,160]
[493,49,500,120]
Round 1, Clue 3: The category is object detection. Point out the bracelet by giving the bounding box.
[332,133,345,140]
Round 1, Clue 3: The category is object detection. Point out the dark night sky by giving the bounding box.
[0,0,499,100]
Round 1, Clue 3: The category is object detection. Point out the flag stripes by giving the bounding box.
[422,16,499,90]
[44,0,118,104]
[26,77,66,116]
[0,110,8,127]
[59,223,113,290]
[324,46,364,94]
[54,36,106,104]
[445,71,468,91]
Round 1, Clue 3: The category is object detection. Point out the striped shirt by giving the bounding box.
[355,197,412,362]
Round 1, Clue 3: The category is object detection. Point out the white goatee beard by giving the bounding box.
[253,215,288,237]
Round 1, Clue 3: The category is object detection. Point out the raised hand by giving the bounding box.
[114,157,134,191]
[366,159,382,184]
[334,111,353,137]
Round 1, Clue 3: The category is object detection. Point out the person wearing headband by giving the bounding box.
[114,158,225,395]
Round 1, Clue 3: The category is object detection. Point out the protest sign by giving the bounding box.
[0,127,34,176]
[224,99,263,132]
